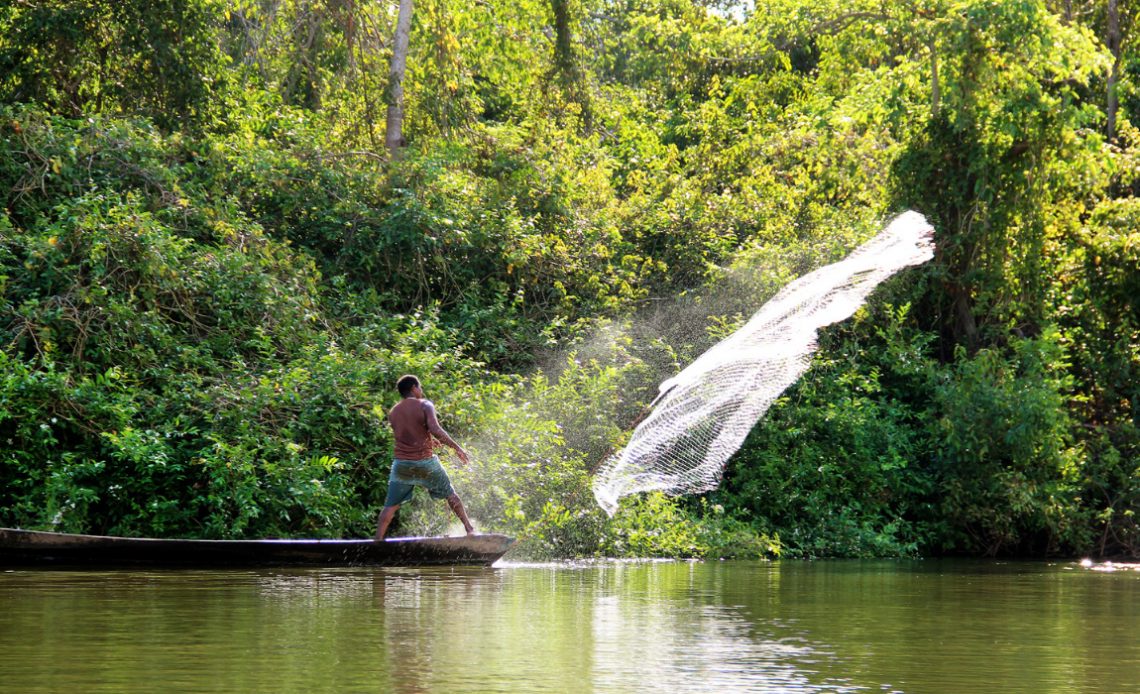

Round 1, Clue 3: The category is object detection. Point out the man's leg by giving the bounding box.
[375,504,400,541]
[446,493,475,535]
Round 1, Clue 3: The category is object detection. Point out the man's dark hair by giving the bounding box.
[396,375,421,397]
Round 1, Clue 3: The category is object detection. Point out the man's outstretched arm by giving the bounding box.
[424,401,469,464]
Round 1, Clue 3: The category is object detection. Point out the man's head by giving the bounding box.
[396,374,421,398]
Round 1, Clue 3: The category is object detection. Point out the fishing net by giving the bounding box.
[592,211,935,515]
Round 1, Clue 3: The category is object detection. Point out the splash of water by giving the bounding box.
[592,211,935,515]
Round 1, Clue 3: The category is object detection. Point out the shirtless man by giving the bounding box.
[375,375,475,540]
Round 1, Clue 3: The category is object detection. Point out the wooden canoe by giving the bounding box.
[0,527,515,568]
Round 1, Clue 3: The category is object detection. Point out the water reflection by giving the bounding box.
[0,560,1137,693]
[590,595,856,693]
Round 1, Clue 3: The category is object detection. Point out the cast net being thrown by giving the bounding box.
[592,211,935,515]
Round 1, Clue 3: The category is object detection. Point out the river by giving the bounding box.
[1,559,1136,693]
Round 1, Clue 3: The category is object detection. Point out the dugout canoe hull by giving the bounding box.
[0,527,514,568]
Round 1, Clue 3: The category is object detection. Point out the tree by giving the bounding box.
[1045,0,1136,141]
[893,0,1110,354]
[549,0,592,127]
[0,0,228,130]
[386,0,415,153]
[1108,0,1121,140]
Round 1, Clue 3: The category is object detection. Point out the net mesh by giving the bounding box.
[592,211,935,515]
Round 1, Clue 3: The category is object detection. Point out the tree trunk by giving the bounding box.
[929,36,940,119]
[549,0,592,128]
[1107,0,1120,141]
[386,0,414,154]
[551,0,575,87]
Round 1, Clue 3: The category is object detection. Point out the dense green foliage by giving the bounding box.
[0,0,1137,558]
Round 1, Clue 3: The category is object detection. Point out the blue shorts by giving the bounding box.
[384,456,455,506]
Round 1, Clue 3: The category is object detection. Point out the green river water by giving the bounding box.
[1,558,1137,693]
